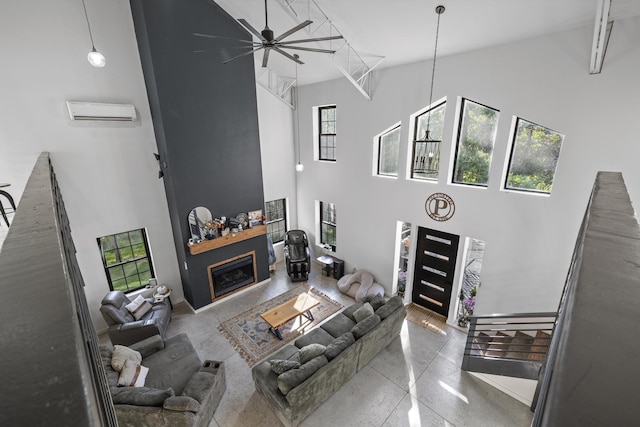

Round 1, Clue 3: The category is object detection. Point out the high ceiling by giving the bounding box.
[213,0,640,86]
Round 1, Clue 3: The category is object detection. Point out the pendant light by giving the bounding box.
[294,57,304,172]
[413,5,445,175]
[81,0,106,67]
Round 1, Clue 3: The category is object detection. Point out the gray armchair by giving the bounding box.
[100,290,171,346]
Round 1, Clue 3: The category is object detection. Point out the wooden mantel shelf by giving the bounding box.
[188,225,266,255]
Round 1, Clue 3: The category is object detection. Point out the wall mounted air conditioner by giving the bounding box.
[65,101,137,121]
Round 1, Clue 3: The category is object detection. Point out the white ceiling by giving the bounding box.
[213,0,640,86]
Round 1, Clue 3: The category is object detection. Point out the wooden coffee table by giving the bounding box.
[260,293,320,340]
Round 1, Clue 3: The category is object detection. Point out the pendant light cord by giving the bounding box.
[295,62,301,165]
[426,6,444,135]
[81,0,96,49]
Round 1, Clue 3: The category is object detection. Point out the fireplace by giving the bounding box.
[208,251,257,299]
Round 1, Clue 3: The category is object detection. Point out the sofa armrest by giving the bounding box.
[108,320,163,347]
[129,334,165,358]
[163,395,200,413]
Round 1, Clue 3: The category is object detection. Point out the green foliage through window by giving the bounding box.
[377,125,401,176]
[265,198,287,243]
[320,202,336,247]
[97,229,154,293]
[505,118,563,193]
[452,100,499,186]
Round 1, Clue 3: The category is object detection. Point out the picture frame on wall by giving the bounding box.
[248,209,263,227]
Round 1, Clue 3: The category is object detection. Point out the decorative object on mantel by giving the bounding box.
[188,224,267,255]
[248,209,263,227]
[188,206,213,242]
[218,285,343,366]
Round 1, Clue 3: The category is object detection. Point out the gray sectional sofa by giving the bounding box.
[252,295,407,427]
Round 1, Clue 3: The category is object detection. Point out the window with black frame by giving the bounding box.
[320,201,336,248]
[411,101,446,180]
[504,118,564,194]
[451,99,500,187]
[97,228,155,293]
[319,105,337,161]
[377,124,401,177]
[265,198,287,243]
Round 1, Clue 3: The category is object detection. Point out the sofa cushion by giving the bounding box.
[118,359,149,387]
[298,343,327,364]
[351,314,381,340]
[341,301,365,322]
[182,372,215,403]
[270,359,300,375]
[143,334,201,395]
[320,313,356,338]
[365,294,386,311]
[375,296,403,320]
[110,386,174,406]
[353,302,374,323]
[277,355,328,395]
[126,295,153,320]
[294,327,334,348]
[324,332,355,361]
[163,395,200,413]
[111,345,142,372]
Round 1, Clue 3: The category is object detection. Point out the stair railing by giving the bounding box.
[462,312,557,380]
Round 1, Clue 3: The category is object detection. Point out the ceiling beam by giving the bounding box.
[590,0,613,74]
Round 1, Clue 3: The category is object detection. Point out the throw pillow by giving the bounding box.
[111,345,142,372]
[117,359,149,387]
[110,386,174,406]
[375,295,404,320]
[353,302,374,323]
[277,355,328,395]
[351,314,381,340]
[163,396,200,413]
[298,343,326,364]
[365,294,386,311]
[324,332,355,361]
[125,295,152,320]
[270,359,300,375]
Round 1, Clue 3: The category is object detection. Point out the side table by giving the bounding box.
[153,288,173,309]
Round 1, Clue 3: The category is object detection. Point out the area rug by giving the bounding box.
[406,303,448,335]
[218,286,343,367]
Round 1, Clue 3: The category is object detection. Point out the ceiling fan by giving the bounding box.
[194,0,343,67]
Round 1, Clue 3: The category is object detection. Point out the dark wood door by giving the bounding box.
[412,227,459,316]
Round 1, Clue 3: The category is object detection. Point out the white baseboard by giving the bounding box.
[469,372,537,407]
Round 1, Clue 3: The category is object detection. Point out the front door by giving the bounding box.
[412,227,459,317]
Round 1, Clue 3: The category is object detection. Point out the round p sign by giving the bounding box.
[425,193,455,221]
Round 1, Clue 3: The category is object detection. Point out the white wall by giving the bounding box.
[0,0,183,331]
[295,16,640,319]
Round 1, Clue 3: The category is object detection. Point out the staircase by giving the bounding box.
[462,313,556,380]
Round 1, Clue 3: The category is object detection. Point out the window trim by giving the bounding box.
[450,97,500,188]
[265,198,288,244]
[97,228,155,294]
[373,122,402,178]
[502,116,563,196]
[318,105,337,162]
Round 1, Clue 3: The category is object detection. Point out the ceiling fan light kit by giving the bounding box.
[195,0,343,67]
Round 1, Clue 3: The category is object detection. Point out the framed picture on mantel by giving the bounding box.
[248,209,263,227]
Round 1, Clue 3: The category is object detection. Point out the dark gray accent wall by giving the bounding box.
[130,0,268,309]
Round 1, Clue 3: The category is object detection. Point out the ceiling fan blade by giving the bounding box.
[238,19,267,42]
[278,35,344,45]
[192,33,256,45]
[193,46,257,53]
[280,45,336,54]
[274,20,312,42]
[273,46,304,64]
[222,46,265,64]
[261,48,271,68]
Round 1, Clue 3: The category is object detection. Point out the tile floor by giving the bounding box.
[102,264,534,427]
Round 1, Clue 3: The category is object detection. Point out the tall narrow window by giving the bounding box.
[411,101,446,180]
[505,118,564,194]
[319,106,336,161]
[376,124,401,177]
[97,229,155,293]
[452,99,499,187]
[320,201,336,248]
[265,198,287,243]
